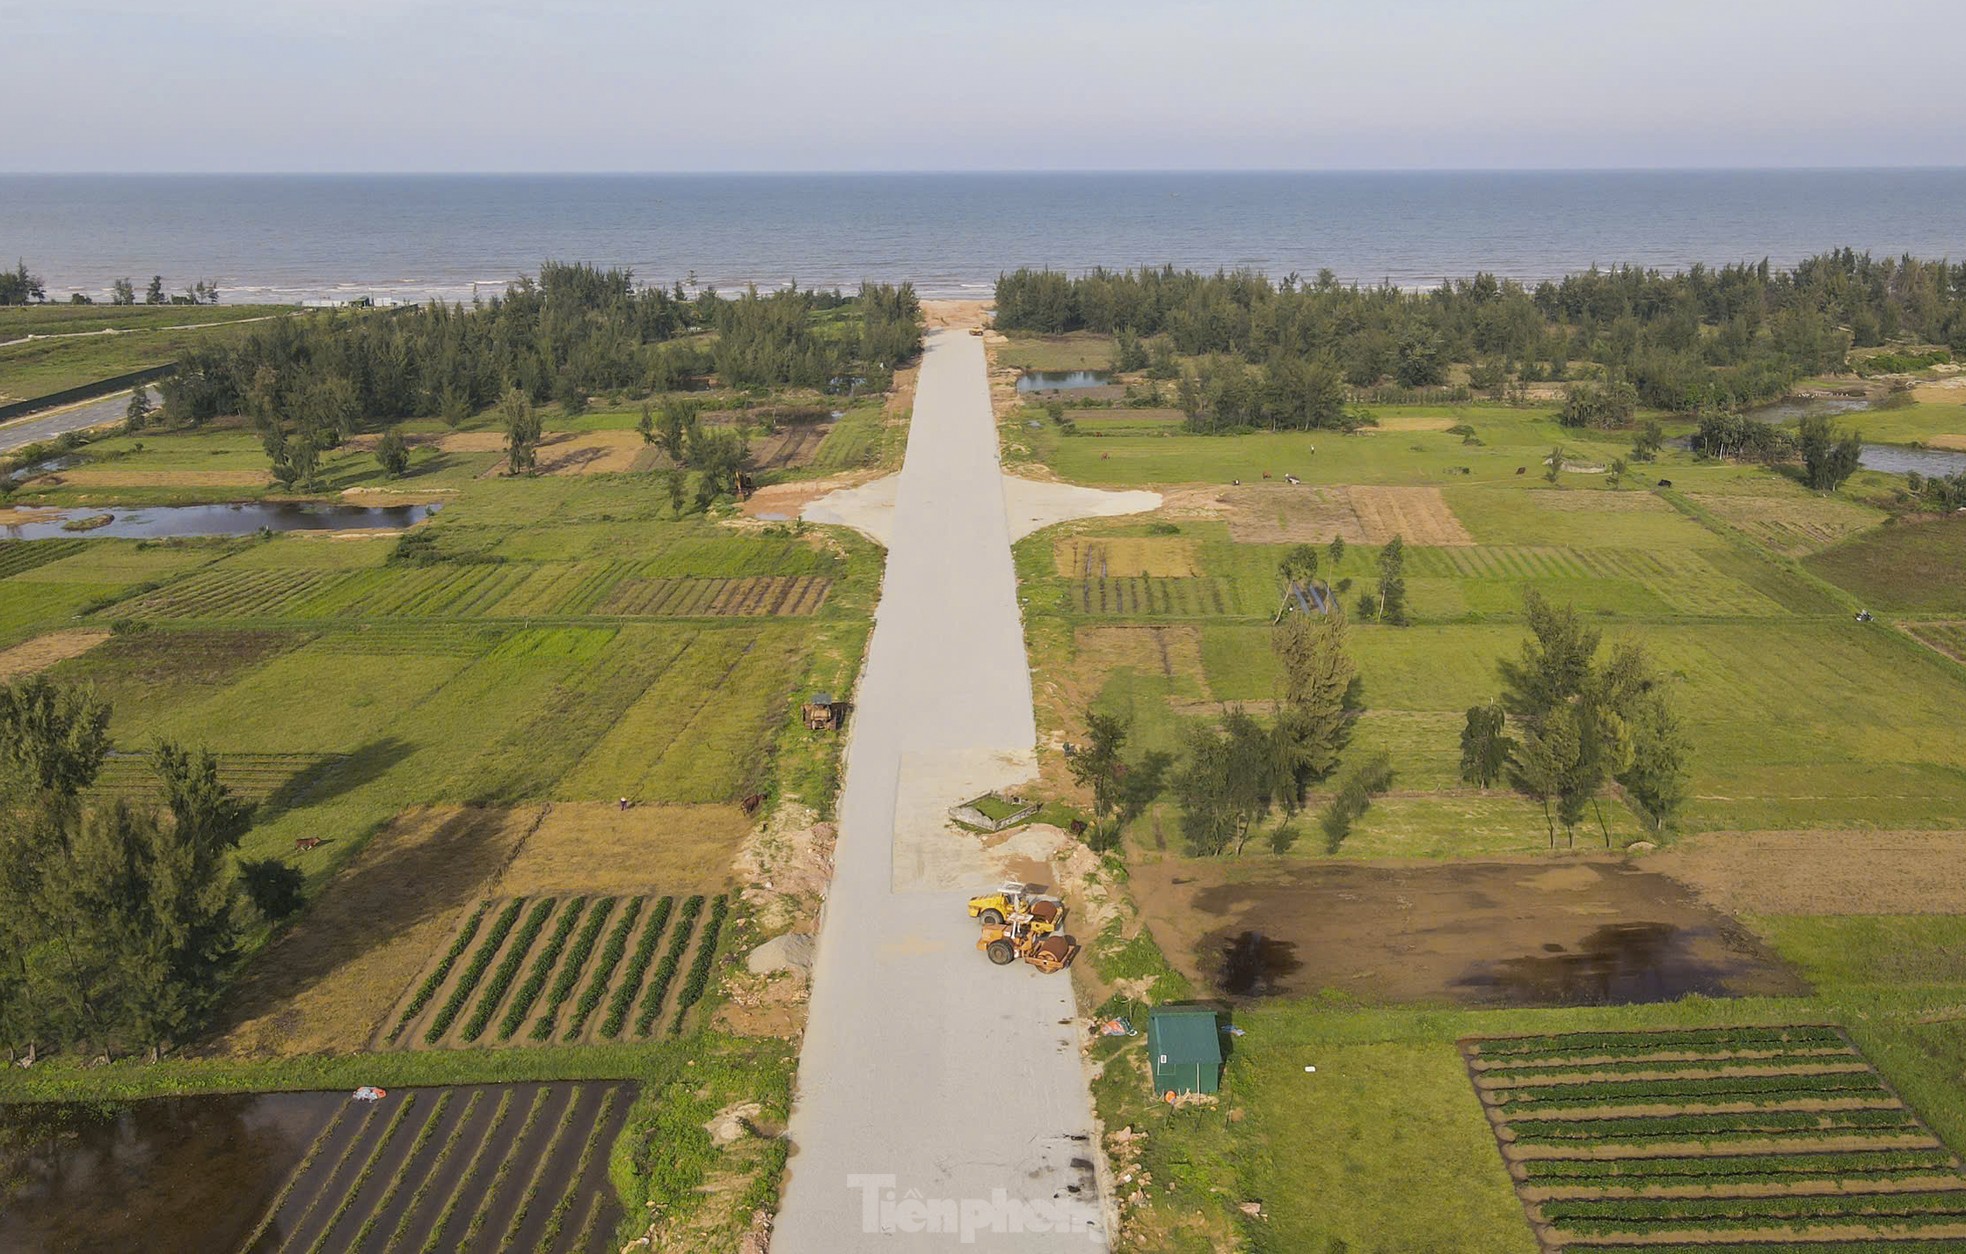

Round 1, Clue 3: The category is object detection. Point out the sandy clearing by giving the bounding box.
[800,473,901,545]
[739,472,879,523]
[433,430,509,453]
[1372,415,1459,432]
[0,628,111,679]
[1646,830,1966,915]
[491,801,749,896]
[1221,482,1474,545]
[1926,433,1966,451]
[920,299,992,330]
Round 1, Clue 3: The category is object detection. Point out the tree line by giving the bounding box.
[154,263,920,485]
[0,678,299,1063]
[0,261,219,306]
[997,252,1966,416]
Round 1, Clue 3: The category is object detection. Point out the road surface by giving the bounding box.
[775,329,1109,1251]
[0,392,132,455]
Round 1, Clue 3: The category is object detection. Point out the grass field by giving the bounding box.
[0,305,296,404]
[1806,516,1966,615]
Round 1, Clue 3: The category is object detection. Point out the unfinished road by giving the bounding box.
[775,329,1116,1251]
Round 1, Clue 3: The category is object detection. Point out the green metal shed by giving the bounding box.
[1147,1006,1222,1096]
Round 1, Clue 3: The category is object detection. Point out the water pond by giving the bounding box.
[1016,370,1114,393]
[0,501,441,540]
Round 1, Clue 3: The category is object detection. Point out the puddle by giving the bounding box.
[1016,370,1114,393]
[5,455,81,484]
[0,501,442,540]
[0,1091,341,1252]
[1451,921,1742,1006]
[1218,930,1303,997]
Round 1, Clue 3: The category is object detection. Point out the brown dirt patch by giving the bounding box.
[740,472,881,520]
[1220,483,1473,545]
[433,431,509,454]
[212,805,535,1057]
[1926,433,1966,451]
[534,429,644,475]
[0,627,110,679]
[491,801,747,897]
[1372,415,1458,432]
[1130,856,1805,1007]
[750,422,828,471]
[1646,829,1966,915]
[921,300,991,330]
[1054,535,1200,578]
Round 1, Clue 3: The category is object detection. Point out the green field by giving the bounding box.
[0,304,296,404]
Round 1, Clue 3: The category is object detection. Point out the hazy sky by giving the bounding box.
[4,0,1960,172]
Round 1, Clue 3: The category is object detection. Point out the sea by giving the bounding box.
[3,170,1964,305]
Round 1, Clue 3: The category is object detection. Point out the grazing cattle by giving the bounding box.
[1515,466,1527,475]
[1284,473,1301,485]
[1657,478,1673,488]
[294,837,323,852]
[1262,471,1272,479]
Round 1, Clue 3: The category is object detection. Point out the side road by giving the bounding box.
[774,329,1108,1251]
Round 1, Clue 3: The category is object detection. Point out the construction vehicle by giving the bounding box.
[978,914,1080,973]
[967,882,1066,932]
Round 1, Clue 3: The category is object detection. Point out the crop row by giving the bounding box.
[1543,1188,1966,1224]
[636,896,703,1035]
[1472,1026,1847,1061]
[1479,1055,1870,1081]
[0,539,86,578]
[598,574,831,617]
[123,567,346,620]
[424,898,526,1043]
[602,896,675,1039]
[401,891,728,1049]
[1072,576,1239,617]
[568,899,645,1035]
[1521,1147,1963,1184]
[491,559,640,617]
[530,898,617,1042]
[498,896,587,1040]
[458,897,556,1043]
[670,894,729,1033]
[636,534,837,579]
[1487,1071,1891,1108]
[1510,1107,1921,1145]
[390,900,488,1042]
[417,1088,513,1254]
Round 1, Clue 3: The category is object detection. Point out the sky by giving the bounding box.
[3,0,1961,173]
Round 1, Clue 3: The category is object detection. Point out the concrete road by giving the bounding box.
[0,392,132,455]
[775,329,1107,1251]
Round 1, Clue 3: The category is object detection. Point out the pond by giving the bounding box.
[0,1081,632,1254]
[1015,370,1114,393]
[0,1090,341,1252]
[0,501,442,541]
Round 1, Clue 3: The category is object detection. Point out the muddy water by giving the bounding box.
[0,501,441,540]
[1146,859,1809,1008]
[1015,369,1113,393]
[0,1090,341,1252]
